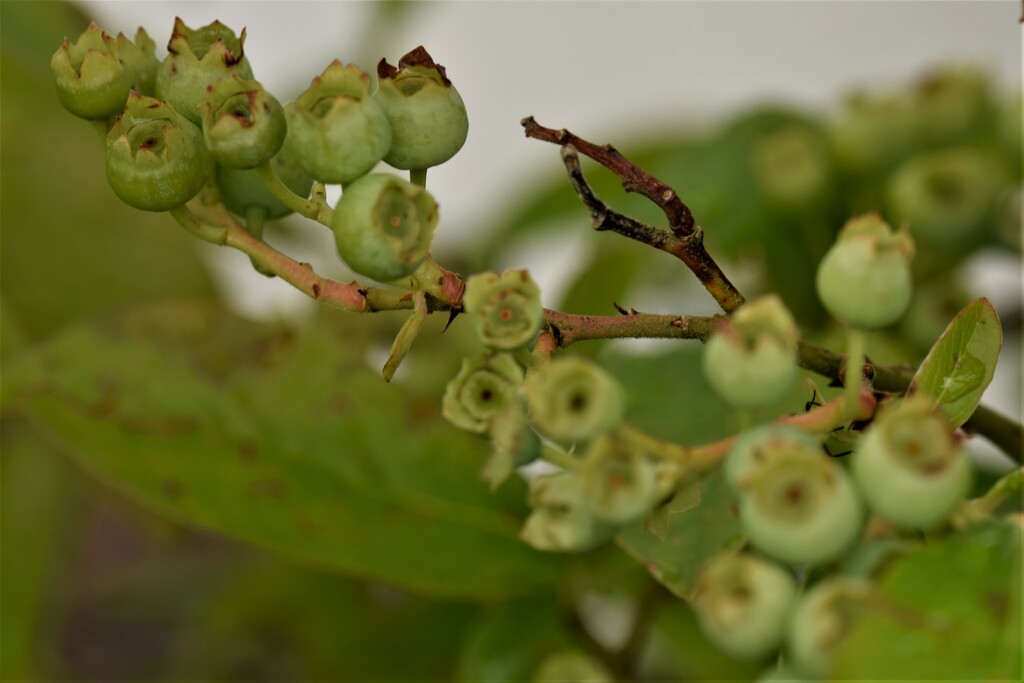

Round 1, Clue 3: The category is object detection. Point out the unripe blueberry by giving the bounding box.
[51,23,133,120]
[738,446,864,565]
[532,651,613,682]
[703,295,799,408]
[752,125,830,210]
[851,397,971,529]
[524,356,625,443]
[815,213,915,329]
[105,93,212,212]
[375,47,469,171]
[287,61,392,185]
[215,102,312,219]
[832,91,920,173]
[116,28,159,97]
[724,424,822,494]
[692,553,798,660]
[198,74,286,169]
[579,436,659,524]
[463,269,544,350]
[787,577,872,679]
[520,472,615,553]
[442,353,524,434]
[155,18,253,126]
[887,148,1005,248]
[912,65,993,147]
[331,173,438,282]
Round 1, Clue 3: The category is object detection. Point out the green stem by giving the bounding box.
[167,205,227,245]
[382,291,429,382]
[244,206,276,277]
[956,467,1024,525]
[254,162,334,225]
[844,327,867,421]
[541,446,578,471]
[410,168,428,188]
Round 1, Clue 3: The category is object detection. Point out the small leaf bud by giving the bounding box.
[331,173,438,282]
[375,47,469,171]
[463,269,544,350]
[105,92,212,212]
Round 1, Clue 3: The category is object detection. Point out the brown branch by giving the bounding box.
[544,309,722,347]
[522,116,695,236]
[555,144,745,313]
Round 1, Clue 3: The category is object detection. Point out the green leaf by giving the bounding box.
[833,522,1022,681]
[909,297,1002,428]
[1,2,215,340]
[3,304,557,600]
[456,599,574,682]
[615,470,743,598]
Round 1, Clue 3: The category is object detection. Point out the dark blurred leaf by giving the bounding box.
[167,562,477,680]
[1,2,215,340]
[833,522,1022,680]
[3,304,557,599]
[910,298,1002,428]
[456,599,574,682]
[642,598,764,681]
[0,421,76,680]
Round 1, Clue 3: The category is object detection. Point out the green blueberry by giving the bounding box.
[331,173,438,282]
[532,651,613,682]
[463,269,544,350]
[831,91,921,173]
[105,93,212,212]
[739,447,864,565]
[116,27,159,97]
[375,46,469,171]
[724,424,822,494]
[441,353,523,434]
[579,436,659,524]
[911,65,993,147]
[287,61,392,185]
[851,397,972,529]
[752,125,831,210]
[51,23,132,120]
[524,356,625,443]
[155,18,253,126]
[787,577,872,679]
[703,295,799,408]
[816,213,915,329]
[198,74,286,169]
[520,472,615,553]
[692,552,798,660]
[887,147,1005,248]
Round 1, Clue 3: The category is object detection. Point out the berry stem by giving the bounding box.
[410,168,427,188]
[843,328,867,421]
[168,205,227,245]
[541,445,578,471]
[253,161,334,226]
[954,466,1024,526]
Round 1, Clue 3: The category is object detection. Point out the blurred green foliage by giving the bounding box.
[2,1,1020,680]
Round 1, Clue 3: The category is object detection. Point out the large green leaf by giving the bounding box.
[909,297,1002,428]
[833,522,1022,680]
[3,304,557,600]
[1,2,214,340]
[615,470,743,599]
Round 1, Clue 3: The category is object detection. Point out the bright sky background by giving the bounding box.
[78,2,1022,464]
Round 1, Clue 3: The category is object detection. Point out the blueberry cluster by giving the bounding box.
[52,19,468,284]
